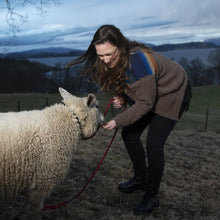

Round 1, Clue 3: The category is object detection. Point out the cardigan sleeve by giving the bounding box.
[113,51,157,127]
[113,75,157,127]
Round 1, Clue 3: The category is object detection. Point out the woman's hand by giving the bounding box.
[113,96,123,109]
[102,120,116,130]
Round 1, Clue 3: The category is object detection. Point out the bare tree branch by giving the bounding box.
[1,0,58,48]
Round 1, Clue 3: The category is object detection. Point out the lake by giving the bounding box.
[160,48,214,65]
[29,48,216,67]
[29,56,76,67]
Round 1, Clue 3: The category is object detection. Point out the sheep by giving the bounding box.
[0,87,104,220]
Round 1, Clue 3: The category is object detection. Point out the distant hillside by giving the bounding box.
[205,38,220,46]
[152,42,219,51]
[4,47,85,59]
[1,41,219,59]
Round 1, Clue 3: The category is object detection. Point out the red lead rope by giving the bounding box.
[43,99,126,211]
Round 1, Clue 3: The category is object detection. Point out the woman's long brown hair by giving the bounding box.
[67,24,153,99]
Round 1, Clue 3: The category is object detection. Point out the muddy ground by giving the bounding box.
[1,129,220,220]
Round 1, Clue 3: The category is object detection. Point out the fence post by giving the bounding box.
[204,107,209,132]
[17,101,21,112]
[46,97,49,106]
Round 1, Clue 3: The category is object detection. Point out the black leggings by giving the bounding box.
[121,99,189,194]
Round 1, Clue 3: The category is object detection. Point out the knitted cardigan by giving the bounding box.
[113,49,188,127]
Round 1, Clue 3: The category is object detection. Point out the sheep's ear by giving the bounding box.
[86,94,97,108]
[59,87,72,100]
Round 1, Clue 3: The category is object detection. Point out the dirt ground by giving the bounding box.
[1,129,220,220]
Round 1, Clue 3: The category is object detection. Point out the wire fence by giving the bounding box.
[0,92,219,132]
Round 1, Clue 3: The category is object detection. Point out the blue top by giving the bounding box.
[126,50,155,84]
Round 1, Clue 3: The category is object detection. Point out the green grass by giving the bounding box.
[0,93,62,112]
[188,85,220,113]
[0,85,219,132]
[176,85,220,132]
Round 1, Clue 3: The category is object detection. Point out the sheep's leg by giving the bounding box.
[24,200,43,220]
[13,198,43,220]
[14,198,30,220]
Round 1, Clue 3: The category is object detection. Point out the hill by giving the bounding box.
[2,47,85,59]
[1,41,219,59]
[152,41,218,51]
[205,37,220,46]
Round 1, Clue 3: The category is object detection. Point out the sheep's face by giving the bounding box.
[59,88,104,138]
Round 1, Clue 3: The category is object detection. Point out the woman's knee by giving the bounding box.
[121,126,141,144]
[121,127,128,141]
[121,127,134,143]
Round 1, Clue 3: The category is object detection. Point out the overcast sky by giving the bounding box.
[0,0,220,52]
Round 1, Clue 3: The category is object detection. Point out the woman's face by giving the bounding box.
[95,42,120,68]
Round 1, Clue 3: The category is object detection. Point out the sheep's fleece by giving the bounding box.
[0,87,104,220]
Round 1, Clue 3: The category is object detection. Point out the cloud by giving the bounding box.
[129,20,177,30]
[1,0,220,52]
[1,25,99,51]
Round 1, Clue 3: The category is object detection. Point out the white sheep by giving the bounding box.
[0,87,104,220]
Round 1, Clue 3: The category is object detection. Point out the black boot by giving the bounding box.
[134,190,159,215]
[118,176,148,193]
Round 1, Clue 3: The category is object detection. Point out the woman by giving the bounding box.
[68,24,192,215]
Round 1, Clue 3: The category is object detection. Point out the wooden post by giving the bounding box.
[46,97,49,106]
[17,101,21,112]
[204,107,209,132]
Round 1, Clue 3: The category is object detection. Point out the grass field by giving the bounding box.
[176,85,220,132]
[0,85,219,132]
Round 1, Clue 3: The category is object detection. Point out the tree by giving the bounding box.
[207,48,220,84]
[179,57,213,86]
[0,57,57,93]
[1,0,57,46]
[202,67,217,85]
[179,57,191,74]
[189,58,206,86]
